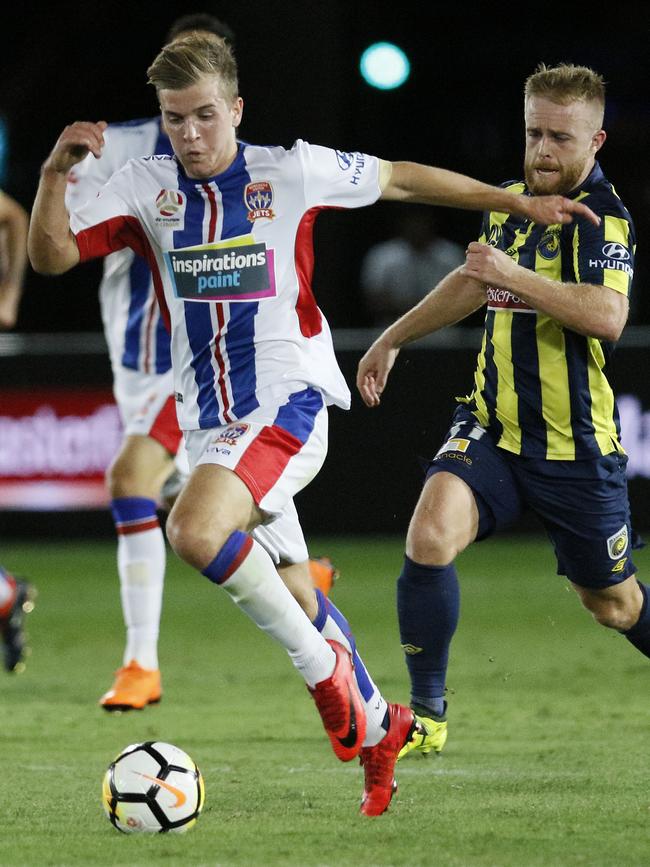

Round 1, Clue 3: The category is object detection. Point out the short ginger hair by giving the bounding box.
[525,63,605,124]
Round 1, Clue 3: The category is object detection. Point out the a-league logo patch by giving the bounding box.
[245,181,275,222]
[213,423,250,447]
[607,525,628,560]
[156,189,184,217]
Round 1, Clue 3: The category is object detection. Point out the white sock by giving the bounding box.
[219,537,336,687]
[117,527,165,670]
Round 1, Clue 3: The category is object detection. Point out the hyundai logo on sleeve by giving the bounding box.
[602,242,630,260]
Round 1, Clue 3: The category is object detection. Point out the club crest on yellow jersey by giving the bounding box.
[537,226,561,260]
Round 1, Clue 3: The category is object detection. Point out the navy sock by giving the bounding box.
[624,581,650,658]
[397,556,460,717]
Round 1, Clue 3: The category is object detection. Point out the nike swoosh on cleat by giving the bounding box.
[336,686,358,749]
[136,772,187,807]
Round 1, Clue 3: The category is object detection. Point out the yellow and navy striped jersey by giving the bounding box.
[466,162,635,460]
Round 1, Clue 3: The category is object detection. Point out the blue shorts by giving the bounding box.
[425,407,637,589]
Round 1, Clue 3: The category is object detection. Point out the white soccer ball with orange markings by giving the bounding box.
[102,741,205,833]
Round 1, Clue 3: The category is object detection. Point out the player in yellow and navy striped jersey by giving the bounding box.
[471,161,634,460]
[357,63,649,759]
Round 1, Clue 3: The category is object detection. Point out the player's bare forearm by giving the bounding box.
[357,270,485,407]
[28,168,80,274]
[383,268,485,348]
[29,121,107,274]
[380,161,600,226]
[463,242,628,341]
[508,269,627,340]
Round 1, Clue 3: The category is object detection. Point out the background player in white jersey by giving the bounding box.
[0,188,36,671]
[28,35,598,815]
[65,13,337,713]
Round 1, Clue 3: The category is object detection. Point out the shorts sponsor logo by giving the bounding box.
[611,557,628,574]
[607,525,628,560]
[207,445,231,456]
[213,423,250,447]
[441,437,470,453]
[435,452,473,466]
[537,226,561,260]
[245,181,275,222]
[164,237,277,303]
[174,392,183,404]
[435,436,473,465]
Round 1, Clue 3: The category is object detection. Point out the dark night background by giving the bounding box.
[3,1,650,332]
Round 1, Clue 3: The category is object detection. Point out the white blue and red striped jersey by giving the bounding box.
[70,140,381,430]
[65,117,173,376]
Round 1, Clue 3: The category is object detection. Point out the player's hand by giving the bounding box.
[356,337,400,407]
[523,194,600,227]
[461,242,518,286]
[42,121,108,175]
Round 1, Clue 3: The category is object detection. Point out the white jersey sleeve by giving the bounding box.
[292,140,381,210]
[69,162,143,261]
[65,119,173,378]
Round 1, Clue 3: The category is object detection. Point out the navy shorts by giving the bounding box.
[425,407,637,589]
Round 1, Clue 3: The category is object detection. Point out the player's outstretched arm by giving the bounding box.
[378,161,600,227]
[0,190,29,329]
[28,121,107,275]
[357,269,486,407]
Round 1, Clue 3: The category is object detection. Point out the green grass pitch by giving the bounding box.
[1,535,650,866]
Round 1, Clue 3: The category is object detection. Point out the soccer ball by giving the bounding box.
[102,741,205,833]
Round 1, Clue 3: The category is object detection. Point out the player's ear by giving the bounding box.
[592,129,606,153]
[232,97,243,128]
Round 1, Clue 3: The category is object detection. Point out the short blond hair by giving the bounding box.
[525,63,605,122]
[147,33,238,102]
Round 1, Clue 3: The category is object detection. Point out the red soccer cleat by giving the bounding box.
[360,703,418,816]
[308,639,366,761]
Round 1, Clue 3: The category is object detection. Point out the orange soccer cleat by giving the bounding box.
[99,660,162,711]
[308,639,366,762]
[360,703,418,817]
[308,557,339,596]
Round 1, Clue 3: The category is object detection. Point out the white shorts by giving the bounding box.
[112,366,183,458]
[184,387,328,564]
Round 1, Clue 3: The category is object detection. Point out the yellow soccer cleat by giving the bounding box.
[99,660,162,712]
[397,708,448,760]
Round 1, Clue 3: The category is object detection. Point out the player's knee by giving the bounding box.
[406,516,461,565]
[584,599,637,632]
[106,453,140,498]
[166,510,228,570]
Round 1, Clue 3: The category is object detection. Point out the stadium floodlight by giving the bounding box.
[359,42,410,90]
